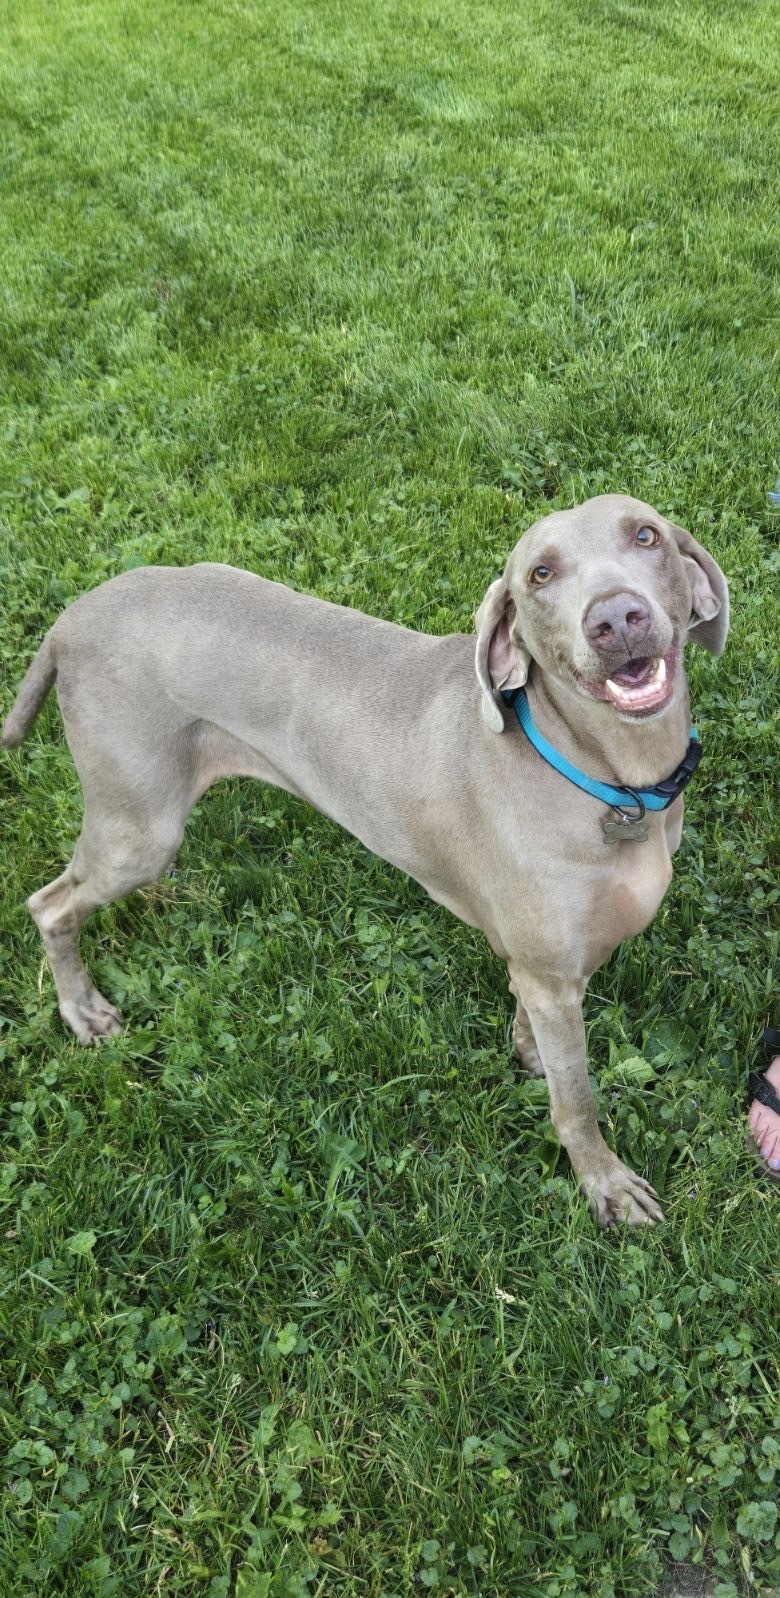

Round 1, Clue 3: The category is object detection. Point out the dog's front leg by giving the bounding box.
[509,966,664,1226]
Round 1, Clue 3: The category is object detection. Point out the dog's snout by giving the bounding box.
[583,592,651,652]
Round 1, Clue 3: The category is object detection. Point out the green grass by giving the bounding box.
[1,1,779,1594]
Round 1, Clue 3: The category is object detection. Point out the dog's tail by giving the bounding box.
[1,633,57,748]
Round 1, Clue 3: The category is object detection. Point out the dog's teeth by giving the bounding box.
[604,655,669,711]
[605,678,633,702]
[605,657,667,706]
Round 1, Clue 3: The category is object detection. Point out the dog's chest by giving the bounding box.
[534,820,676,979]
[601,837,673,946]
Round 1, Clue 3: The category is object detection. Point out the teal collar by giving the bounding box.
[501,688,701,814]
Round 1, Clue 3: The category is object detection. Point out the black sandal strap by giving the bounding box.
[762,1027,780,1053]
[748,1071,780,1116]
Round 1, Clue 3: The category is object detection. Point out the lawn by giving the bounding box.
[0,1,779,1594]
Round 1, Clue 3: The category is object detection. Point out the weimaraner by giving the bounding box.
[2,495,728,1225]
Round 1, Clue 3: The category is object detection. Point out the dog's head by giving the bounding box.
[475,495,729,732]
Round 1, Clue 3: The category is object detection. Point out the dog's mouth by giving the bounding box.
[572,648,677,717]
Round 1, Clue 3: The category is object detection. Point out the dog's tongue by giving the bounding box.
[611,657,655,686]
[605,656,667,711]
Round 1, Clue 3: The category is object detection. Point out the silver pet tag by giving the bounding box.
[601,807,649,844]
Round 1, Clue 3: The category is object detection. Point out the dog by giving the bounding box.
[2,495,728,1224]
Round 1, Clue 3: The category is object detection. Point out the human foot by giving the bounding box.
[747,1033,780,1177]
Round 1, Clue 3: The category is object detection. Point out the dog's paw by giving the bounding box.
[511,1019,545,1077]
[512,1043,545,1078]
[60,989,124,1046]
[581,1158,664,1227]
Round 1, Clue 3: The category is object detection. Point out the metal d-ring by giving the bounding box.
[611,787,647,825]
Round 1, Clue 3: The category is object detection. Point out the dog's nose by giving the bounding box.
[583,592,651,651]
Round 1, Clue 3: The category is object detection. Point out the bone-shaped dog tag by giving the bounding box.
[601,812,650,844]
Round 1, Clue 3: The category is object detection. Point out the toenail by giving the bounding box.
[770,1158,780,1170]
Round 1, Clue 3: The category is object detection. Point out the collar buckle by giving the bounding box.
[646,736,702,802]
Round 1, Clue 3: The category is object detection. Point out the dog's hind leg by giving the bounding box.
[28,706,195,1044]
[508,974,544,1077]
[29,797,188,1045]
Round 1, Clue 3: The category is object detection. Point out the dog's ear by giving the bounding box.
[668,522,730,654]
[474,579,531,732]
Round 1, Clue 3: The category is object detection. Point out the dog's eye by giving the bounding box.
[636,525,660,547]
[530,565,554,585]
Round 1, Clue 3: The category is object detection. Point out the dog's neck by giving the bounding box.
[525,662,691,791]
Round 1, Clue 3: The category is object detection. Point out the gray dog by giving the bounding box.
[2,495,728,1225]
